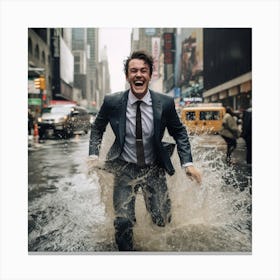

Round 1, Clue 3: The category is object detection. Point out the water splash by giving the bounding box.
[28,131,251,252]
[93,131,251,252]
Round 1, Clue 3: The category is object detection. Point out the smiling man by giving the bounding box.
[88,50,201,251]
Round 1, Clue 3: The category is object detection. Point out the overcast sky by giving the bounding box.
[99,28,132,93]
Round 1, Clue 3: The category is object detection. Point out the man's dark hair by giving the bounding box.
[226,106,234,116]
[124,50,154,77]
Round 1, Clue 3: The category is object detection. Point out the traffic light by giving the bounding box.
[34,77,46,90]
[39,77,46,90]
[34,78,41,89]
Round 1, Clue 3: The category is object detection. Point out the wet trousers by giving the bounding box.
[106,158,171,251]
[222,136,237,163]
[244,136,252,164]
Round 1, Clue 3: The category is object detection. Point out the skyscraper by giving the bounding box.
[86,28,99,108]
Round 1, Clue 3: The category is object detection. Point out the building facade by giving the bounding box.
[72,28,88,106]
[86,28,99,109]
[98,46,111,108]
[28,28,52,115]
[177,28,204,103]
[203,28,252,111]
[51,28,74,102]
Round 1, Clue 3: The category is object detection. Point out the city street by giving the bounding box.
[28,132,252,253]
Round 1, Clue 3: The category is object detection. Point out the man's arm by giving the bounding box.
[166,99,193,165]
[89,97,110,156]
[166,99,202,184]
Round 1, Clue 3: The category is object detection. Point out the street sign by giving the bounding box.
[28,98,41,105]
[145,28,156,36]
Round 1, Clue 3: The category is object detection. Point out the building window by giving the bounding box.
[74,64,80,73]
[41,51,46,64]
[35,44,39,59]
[28,38,33,54]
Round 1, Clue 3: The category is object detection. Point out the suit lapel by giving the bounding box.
[118,90,129,148]
[151,90,162,141]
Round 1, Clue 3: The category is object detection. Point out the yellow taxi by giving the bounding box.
[181,103,226,134]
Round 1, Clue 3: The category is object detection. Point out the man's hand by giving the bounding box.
[185,165,202,184]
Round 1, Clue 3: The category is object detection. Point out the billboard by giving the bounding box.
[163,33,174,64]
[151,37,160,80]
[60,37,74,85]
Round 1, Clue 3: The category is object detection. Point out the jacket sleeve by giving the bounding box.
[89,97,110,156]
[165,99,193,165]
[221,114,239,139]
[227,115,239,138]
[228,116,238,131]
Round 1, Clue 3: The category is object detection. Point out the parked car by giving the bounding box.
[38,104,91,139]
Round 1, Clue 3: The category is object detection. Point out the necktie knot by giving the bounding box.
[136,100,142,108]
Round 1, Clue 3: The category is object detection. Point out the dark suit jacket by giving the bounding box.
[89,90,193,175]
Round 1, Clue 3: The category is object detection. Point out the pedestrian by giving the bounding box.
[28,109,34,136]
[241,107,252,164]
[219,106,240,165]
[88,50,201,251]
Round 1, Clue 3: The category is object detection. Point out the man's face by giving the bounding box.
[126,58,151,99]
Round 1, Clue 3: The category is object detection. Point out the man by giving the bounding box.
[88,50,201,251]
[241,107,252,164]
[28,109,34,135]
[219,106,240,165]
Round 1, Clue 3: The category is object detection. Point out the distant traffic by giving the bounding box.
[37,103,92,140]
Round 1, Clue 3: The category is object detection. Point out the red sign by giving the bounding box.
[164,33,174,64]
[50,100,77,105]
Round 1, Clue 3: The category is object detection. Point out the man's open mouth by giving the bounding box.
[134,80,144,86]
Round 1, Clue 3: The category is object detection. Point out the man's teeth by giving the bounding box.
[135,81,143,86]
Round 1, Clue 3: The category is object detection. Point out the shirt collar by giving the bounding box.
[128,90,151,106]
